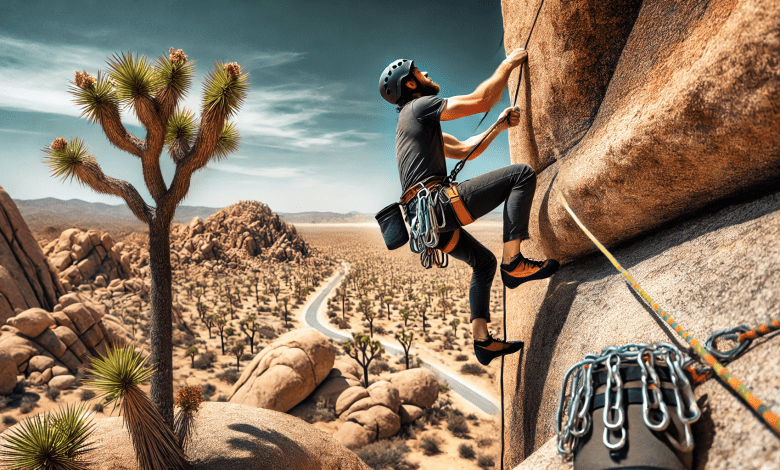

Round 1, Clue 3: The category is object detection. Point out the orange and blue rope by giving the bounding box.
[557,189,780,436]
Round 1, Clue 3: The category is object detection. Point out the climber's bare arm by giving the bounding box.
[443,106,521,160]
[440,49,527,122]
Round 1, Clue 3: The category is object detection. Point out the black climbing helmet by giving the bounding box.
[379,59,414,105]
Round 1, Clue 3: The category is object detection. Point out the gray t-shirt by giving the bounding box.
[396,96,447,193]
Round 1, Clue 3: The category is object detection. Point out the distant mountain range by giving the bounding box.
[13,197,500,236]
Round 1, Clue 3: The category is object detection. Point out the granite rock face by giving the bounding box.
[42,228,130,291]
[0,185,64,325]
[502,0,780,262]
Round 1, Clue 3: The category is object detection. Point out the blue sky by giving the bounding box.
[0,0,517,213]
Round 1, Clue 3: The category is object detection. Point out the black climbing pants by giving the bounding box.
[434,163,537,323]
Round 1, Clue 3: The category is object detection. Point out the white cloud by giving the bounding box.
[209,162,306,179]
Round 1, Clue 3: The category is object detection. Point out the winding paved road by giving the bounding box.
[300,263,500,415]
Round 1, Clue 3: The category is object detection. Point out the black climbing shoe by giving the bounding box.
[500,256,560,289]
[474,335,524,366]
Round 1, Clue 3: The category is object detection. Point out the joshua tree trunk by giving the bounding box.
[148,216,174,426]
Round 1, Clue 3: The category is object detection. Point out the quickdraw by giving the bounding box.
[706,319,780,363]
[408,183,448,269]
[557,343,701,455]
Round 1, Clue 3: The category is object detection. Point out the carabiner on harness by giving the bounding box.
[408,183,447,269]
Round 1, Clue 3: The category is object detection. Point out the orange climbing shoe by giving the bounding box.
[500,255,559,289]
[474,335,524,366]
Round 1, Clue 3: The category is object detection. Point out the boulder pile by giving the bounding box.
[170,200,309,265]
[0,185,64,325]
[0,292,131,394]
[333,368,440,449]
[42,228,132,291]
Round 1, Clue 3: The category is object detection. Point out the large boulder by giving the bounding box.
[388,368,439,409]
[229,328,335,412]
[45,229,129,288]
[0,349,16,395]
[30,401,370,470]
[0,185,64,325]
[6,308,55,338]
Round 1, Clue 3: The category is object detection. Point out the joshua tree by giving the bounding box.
[382,296,393,320]
[202,312,215,339]
[185,346,197,368]
[173,385,203,453]
[87,345,187,469]
[343,333,384,388]
[395,328,415,370]
[44,49,248,427]
[214,315,227,355]
[231,341,245,371]
[417,302,428,334]
[449,318,461,338]
[359,300,377,338]
[224,291,236,320]
[400,308,413,327]
[240,314,258,354]
[338,285,348,322]
[280,296,290,327]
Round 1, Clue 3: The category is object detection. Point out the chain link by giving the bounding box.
[556,343,701,455]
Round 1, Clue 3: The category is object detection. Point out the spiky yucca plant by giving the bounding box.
[86,345,187,470]
[0,403,95,470]
[43,48,248,428]
[173,386,204,452]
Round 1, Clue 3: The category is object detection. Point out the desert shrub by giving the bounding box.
[12,380,26,395]
[477,454,495,468]
[477,436,494,448]
[466,413,478,421]
[356,440,418,470]
[79,389,96,401]
[92,402,104,413]
[374,325,386,335]
[45,386,61,401]
[369,360,391,375]
[201,383,217,400]
[2,415,17,426]
[447,414,469,437]
[241,353,254,361]
[327,311,337,318]
[0,395,10,411]
[424,336,433,343]
[311,400,337,422]
[455,354,468,362]
[440,382,450,393]
[460,363,485,376]
[337,319,350,329]
[458,443,476,459]
[420,436,441,456]
[19,396,37,414]
[194,350,217,370]
[258,325,277,339]
[216,394,228,402]
[217,368,240,384]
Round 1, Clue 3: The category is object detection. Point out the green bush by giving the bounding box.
[460,363,485,376]
[420,437,441,456]
[92,402,104,413]
[356,440,419,470]
[79,389,96,401]
[458,443,476,459]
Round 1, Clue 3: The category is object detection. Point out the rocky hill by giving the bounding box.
[500,0,780,468]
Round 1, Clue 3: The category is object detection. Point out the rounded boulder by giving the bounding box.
[388,368,439,408]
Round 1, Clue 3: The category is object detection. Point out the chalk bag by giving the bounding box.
[375,202,409,250]
[556,343,702,470]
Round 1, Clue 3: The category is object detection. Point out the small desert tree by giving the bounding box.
[395,328,415,370]
[214,315,227,355]
[382,296,393,320]
[231,341,245,372]
[240,314,259,354]
[359,300,377,338]
[44,49,248,427]
[343,333,384,388]
[185,346,197,368]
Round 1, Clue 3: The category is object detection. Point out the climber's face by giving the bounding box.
[405,67,441,96]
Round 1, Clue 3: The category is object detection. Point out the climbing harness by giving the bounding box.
[706,319,780,363]
[557,189,780,437]
[407,182,448,269]
[556,343,700,459]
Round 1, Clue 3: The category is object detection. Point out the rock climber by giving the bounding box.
[378,49,559,366]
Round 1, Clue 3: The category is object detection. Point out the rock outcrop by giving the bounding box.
[0,292,130,393]
[170,200,310,265]
[500,0,780,468]
[229,328,335,412]
[0,185,64,325]
[0,401,370,470]
[42,228,131,291]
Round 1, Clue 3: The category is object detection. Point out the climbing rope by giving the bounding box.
[556,342,700,455]
[408,184,448,269]
[706,319,780,363]
[557,189,780,436]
